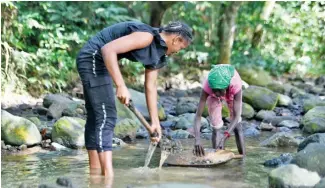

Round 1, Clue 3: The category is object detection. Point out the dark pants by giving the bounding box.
[80,72,117,152]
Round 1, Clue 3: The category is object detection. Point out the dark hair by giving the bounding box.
[160,21,193,43]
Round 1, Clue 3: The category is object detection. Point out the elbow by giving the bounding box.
[101,43,115,58]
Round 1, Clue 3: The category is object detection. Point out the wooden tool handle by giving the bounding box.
[128,100,157,137]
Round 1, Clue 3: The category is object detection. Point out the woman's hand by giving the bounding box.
[116,85,131,105]
[149,124,162,143]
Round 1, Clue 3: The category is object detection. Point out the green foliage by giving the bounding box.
[1,2,135,96]
[1,1,324,97]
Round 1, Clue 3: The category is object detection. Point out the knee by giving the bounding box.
[211,121,224,130]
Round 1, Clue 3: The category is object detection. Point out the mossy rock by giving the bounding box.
[237,66,272,86]
[114,118,140,142]
[302,106,325,134]
[51,116,86,149]
[1,110,41,146]
[303,98,325,113]
[267,83,285,94]
[241,103,255,119]
[243,86,279,111]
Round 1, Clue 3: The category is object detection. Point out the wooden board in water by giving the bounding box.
[164,149,242,167]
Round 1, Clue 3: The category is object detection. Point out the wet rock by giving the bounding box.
[51,117,85,149]
[277,94,292,107]
[201,133,212,140]
[127,89,166,121]
[18,103,33,111]
[171,130,194,139]
[175,97,198,115]
[302,98,325,113]
[112,138,127,147]
[260,132,302,147]
[298,133,325,151]
[56,177,74,187]
[243,86,279,111]
[33,106,48,116]
[302,106,325,134]
[263,153,293,167]
[160,121,175,129]
[258,122,276,131]
[263,116,297,127]
[278,120,300,129]
[18,144,27,151]
[237,66,272,86]
[175,113,209,130]
[314,177,325,188]
[136,127,148,139]
[50,142,68,151]
[1,110,42,146]
[241,103,255,119]
[27,116,42,127]
[114,118,140,143]
[244,127,260,137]
[267,83,286,94]
[290,87,306,99]
[255,110,276,121]
[268,164,321,188]
[275,127,292,133]
[1,140,6,149]
[315,75,325,86]
[294,143,325,176]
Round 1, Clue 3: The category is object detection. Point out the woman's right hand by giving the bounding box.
[193,139,205,157]
[116,85,131,105]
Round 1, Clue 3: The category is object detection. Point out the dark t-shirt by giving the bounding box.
[77,21,168,75]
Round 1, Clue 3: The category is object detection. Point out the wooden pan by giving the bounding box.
[164,149,243,167]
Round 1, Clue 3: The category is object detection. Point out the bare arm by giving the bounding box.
[194,90,209,144]
[101,32,154,104]
[227,90,242,133]
[144,68,160,132]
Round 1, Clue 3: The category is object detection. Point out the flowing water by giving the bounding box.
[159,151,170,169]
[1,132,297,188]
[144,143,158,168]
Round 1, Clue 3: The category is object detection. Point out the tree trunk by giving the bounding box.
[218,2,242,64]
[251,1,276,48]
[149,2,176,27]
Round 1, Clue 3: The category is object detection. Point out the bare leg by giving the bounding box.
[234,123,246,155]
[98,151,114,177]
[212,128,223,149]
[88,150,102,185]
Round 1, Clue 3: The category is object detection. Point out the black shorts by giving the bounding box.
[79,73,117,152]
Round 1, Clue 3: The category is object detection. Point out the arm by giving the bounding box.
[226,90,242,133]
[101,32,154,104]
[144,68,161,139]
[194,90,209,144]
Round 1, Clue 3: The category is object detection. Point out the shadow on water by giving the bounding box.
[2,132,296,188]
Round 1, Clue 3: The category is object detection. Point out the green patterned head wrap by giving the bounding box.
[208,64,235,89]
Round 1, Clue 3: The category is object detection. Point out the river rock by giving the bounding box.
[298,133,325,151]
[260,132,302,147]
[237,66,272,86]
[241,103,255,119]
[114,118,140,143]
[51,117,85,149]
[278,120,300,129]
[302,106,325,134]
[268,164,321,188]
[277,94,292,107]
[294,143,325,176]
[263,153,293,167]
[255,110,276,121]
[1,110,41,146]
[243,86,279,111]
